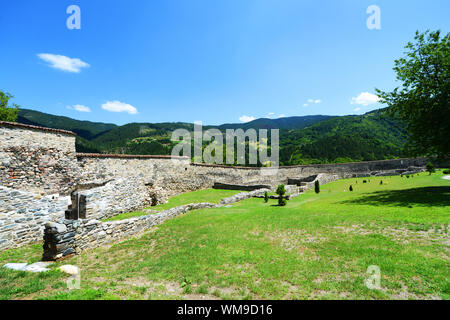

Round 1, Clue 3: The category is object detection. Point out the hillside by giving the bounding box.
[279,110,407,165]
[18,109,117,140]
[16,108,408,164]
[218,115,335,130]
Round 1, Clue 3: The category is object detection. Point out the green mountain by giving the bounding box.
[16,108,408,164]
[279,110,407,165]
[219,115,335,130]
[18,109,117,140]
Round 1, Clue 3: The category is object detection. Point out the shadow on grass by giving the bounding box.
[340,186,450,207]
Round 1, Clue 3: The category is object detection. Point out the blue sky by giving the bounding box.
[0,0,449,125]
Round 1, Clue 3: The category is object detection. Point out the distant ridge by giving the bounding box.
[16,107,407,165]
[218,115,335,130]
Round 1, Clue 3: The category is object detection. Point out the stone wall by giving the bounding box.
[0,122,78,195]
[43,189,269,260]
[0,186,70,251]
[0,122,77,251]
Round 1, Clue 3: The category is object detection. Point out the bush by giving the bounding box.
[443,169,450,174]
[363,180,367,183]
[349,185,353,191]
[314,180,320,194]
[264,192,269,203]
[276,184,287,206]
[0,90,19,122]
[426,162,435,175]
[380,180,383,185]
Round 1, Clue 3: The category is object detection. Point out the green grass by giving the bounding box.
[104,189,244,222]
[1,171,449,300]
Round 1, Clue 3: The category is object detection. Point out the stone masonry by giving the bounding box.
[0,121,432,251]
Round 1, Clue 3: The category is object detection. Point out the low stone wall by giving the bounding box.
[76,178,154,221]
[43,189,269,260]
[0,186,70,251]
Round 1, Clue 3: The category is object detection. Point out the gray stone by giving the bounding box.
[3,263,28,271]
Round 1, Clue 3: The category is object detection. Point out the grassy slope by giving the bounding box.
[105,189,244,222]
[1,172,448,300]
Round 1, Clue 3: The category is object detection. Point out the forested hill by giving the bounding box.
[219,115,335,130]
[18,109,117,140]
[279,110,407,164]
[16,108,408,165]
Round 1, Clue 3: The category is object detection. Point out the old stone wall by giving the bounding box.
[0,122,78,251]
[0,186,70,251]
[43,189,269,260]
[0,122,78,195]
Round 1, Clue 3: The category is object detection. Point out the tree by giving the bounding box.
[314,180,320,194]
[264,191,269,203]
[426,161,436,175]
[376,30,449,160]
[0,90,19,122]
[276,184,287,206]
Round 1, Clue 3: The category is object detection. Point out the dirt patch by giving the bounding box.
[333,224,449,245]
[263,229,327,253]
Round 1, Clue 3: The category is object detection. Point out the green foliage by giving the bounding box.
[380,180,383,185]
[314,180,320,194]
[426,162,436,175]
[0,90,19,122]
[16,108,408,163]
[443,169,450,174]
[18,108,116,140]
[377,30,450,160]
[276,184,286,196]
[349,185,353,191]
[264,192,269,203]
[276,184,287,206]
[279,109,407,165]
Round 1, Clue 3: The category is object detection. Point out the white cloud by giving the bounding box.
[304,99,321,107]
[351,92,380,106]
[37,53,90,73]
[277,114,286,118]
[67,104,91,112]
[101,101,138,114]
[239,115,256,123]
[353,107,361,112]
[267,112,275,117]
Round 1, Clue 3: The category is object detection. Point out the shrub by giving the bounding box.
[349,185,353,191]
[426,162,435,175]
[406,175,410,178]
[276,184,287,206]
[380,180,383,185]
[443,169,450,174]
[314,180,320,194]
[264,192,269,203]
[363,180,367,183]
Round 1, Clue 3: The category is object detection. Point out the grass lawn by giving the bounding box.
[1,171,449,300]
[104,189,244,222]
